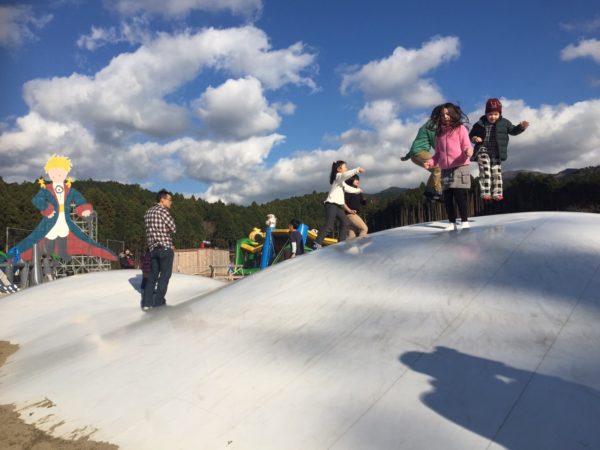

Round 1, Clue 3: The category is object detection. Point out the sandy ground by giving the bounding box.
[0,341,118,450]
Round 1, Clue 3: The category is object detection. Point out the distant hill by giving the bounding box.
[502,170,547,181]
[503,167,597,182]
[555,168,589,178]
[365,186,408,200]
[2,165,597,255]
[363,166,599,204]
[367,168,594,199]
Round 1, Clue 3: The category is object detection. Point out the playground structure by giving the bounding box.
[55,210,112,276]
[233,215,337,276]
[5,153,118,291]
[3,207,113,292]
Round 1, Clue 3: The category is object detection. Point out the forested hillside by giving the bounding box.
[365,166,600,232]
[0,179,326,255]
[2,166,598,257]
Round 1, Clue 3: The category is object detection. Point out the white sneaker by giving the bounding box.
[444,223,458,231]
[461,221,470,229]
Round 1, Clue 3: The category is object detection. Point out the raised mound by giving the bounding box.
[1,212,599,449]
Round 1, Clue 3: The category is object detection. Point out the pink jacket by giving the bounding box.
[432,125,472,169]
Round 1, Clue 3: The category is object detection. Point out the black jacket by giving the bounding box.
[344,191,366,213]
[469,116,525,161]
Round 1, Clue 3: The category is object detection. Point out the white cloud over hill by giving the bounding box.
[1,27,598,205]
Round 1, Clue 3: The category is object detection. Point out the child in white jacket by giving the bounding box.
[314,160,365,248]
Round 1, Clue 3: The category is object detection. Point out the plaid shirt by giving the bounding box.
[144,204,176,251]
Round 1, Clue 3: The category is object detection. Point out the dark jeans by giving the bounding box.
[443,188,469,223]
[142,247,174,307]
[140,274,148,291]
[315,202,349,245]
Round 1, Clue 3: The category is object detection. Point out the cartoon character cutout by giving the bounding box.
[11,155,117,262]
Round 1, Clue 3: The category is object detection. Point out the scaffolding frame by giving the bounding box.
[54,206,111,277]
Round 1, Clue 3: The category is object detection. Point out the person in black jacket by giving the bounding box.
[470,98,529,201]
[344,175,368,239]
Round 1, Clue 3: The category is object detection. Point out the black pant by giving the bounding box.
[315,203,349,245]
[142,247,174,307]
[443,188,469,223]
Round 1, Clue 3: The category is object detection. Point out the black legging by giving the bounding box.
[315,202,349,245]
[443,188,469,223]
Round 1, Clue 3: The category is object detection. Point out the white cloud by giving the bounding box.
[77,17,151,51]
[219,40,317,90]
[0,112,102,181]
[561,39,600,64]
[358,100,398,128]
[77,26,118,51]
[201,147,337,204]
[0,5,53,49]
[105,0,263,19]
[179,134,284,181]
[560,17,600,32]
[23,71,190,138]
[19,26,315,141]
[274,102,296,115]
[195,77,281,138]
[341,36,460,110]
[115,134,284,186]
[0,25,314,191]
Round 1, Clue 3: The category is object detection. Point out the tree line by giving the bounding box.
[365,166,600,232]
[1,166,598,258]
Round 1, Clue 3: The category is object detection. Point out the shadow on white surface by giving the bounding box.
[400,346,600,450]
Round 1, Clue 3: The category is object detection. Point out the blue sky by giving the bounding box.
[1,0,599,204]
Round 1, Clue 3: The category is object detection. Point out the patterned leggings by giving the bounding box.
[477,153,503,198]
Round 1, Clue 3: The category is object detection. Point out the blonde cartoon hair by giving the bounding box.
[40,154,74,188]
[44,154,72,173]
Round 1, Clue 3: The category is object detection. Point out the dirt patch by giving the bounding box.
[0,341,18,367]
[0,341,118,450]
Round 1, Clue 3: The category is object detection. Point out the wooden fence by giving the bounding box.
[173,248,230,277]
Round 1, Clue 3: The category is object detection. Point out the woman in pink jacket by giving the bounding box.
[425,103,473,231]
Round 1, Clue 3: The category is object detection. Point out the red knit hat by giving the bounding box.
[485,98,502,114]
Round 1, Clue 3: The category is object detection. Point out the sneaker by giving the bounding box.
[481,195,492,201]
[461,221,470,229]
[444,223,458,231]
[312,243,322,250]
[493,195,504,201]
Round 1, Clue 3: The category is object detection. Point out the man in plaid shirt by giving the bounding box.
[142,189,176,310]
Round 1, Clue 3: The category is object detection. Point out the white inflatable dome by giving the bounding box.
[1,212,599,449]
